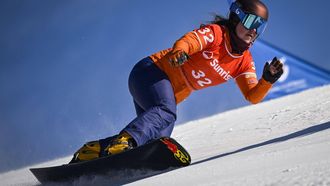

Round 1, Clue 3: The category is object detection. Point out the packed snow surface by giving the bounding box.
[1,85,330,186]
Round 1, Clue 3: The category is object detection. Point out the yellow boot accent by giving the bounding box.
[106,132,134,155]
[74,141,101,162]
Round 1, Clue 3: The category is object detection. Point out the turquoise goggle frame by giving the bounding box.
[230,2,267,36]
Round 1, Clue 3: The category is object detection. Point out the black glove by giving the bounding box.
[262,57,284,84]
[167,49,190,67]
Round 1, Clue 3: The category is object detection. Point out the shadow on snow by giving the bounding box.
[191,121,330,166]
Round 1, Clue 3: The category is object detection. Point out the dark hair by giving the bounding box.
[210,14,228,26]
[200,14,226,27]
[202,0,268,29]
[200,13,237,32]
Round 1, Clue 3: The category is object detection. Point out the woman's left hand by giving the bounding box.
[262,57,284,84]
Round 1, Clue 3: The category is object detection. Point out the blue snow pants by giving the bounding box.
[122,57,177,146]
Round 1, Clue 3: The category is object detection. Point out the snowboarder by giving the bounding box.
[71,0,283,163]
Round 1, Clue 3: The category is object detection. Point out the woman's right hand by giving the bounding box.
[166,49,190,67]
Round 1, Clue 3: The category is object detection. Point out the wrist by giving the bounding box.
[261,77,273,86]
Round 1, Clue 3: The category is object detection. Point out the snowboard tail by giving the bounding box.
[30,137,190,183]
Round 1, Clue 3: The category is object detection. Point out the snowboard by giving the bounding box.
[30,137,191,184]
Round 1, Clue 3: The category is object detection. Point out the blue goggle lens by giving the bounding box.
[230,2,267,35]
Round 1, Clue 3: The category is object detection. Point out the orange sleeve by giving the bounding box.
[172,31,201,55]
[172,24,222,55]
[236,75,273,104]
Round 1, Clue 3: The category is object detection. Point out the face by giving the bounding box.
[235,22,258,44]
[234,1,268,44]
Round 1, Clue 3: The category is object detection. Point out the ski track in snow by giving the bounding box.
[1,85,330,186]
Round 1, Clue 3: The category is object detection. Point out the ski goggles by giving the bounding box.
[230,2,267,36]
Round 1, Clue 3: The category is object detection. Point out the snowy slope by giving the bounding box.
[1,85,330,186]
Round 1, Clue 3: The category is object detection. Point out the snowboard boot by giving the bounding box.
[70,140,101,163]
[105,132,136,155]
